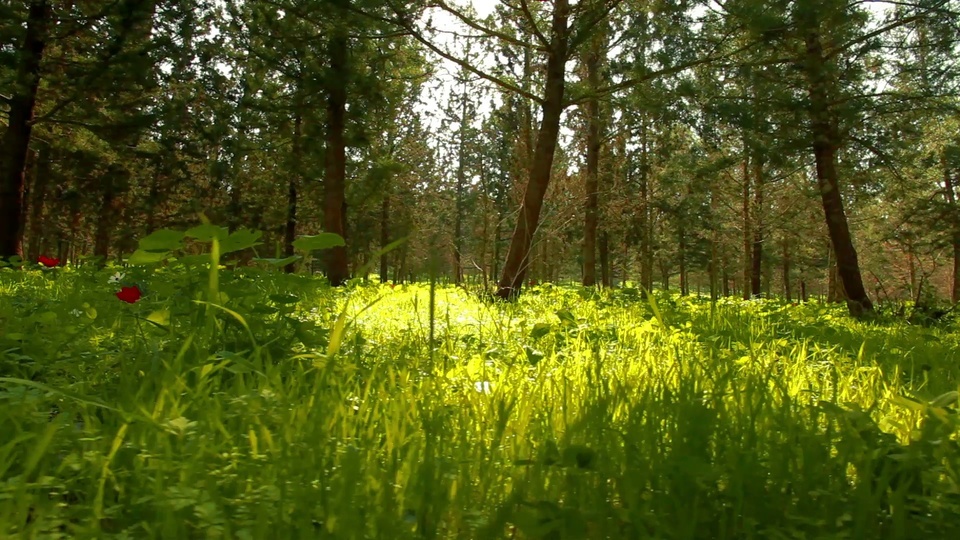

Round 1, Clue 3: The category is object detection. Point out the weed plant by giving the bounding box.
[1,257,959,538]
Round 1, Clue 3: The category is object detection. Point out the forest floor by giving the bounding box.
[1,264,959,539]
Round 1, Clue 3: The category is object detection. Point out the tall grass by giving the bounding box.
[1,268,958,539]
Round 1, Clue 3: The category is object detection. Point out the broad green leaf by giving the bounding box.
[128,249,169,265]
[146,309,170,328]
[221,229,263,254]
[269,294,299,305]
[530,323,552,339]
[185,224,228,242]
[138,229,185,251]
[292,233,345,252]
[252,256,301,267]
[178,254,210,267]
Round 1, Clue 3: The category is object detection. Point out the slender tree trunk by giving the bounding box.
[0,0,50,260]
[93,168,126,263]
[722,259,730,297]
[751,155,764,297]
[639,119,653,292]
[742,150,752,299]
[380,192,390,284]
[26,143,51,262]
[679,226,687,295]
[496,1,569,299]
[284,110,303,273]
[783,238,792,302]
[942,151,959,303]
[582,34,602,287]
[599,231,611,287]
[454,83,467,285]
[801,14,872,316]
[324,21,350,286]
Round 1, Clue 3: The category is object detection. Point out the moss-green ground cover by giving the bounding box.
[1,265,959,539]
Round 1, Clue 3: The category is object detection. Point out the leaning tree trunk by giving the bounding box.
[496,1,570,299]
[323,21,350,286]
[0,0,50,261]
[802,21,872,316]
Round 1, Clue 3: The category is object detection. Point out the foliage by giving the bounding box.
[1,249,959,537]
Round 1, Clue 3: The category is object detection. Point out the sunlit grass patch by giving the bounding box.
[1,270,959,538]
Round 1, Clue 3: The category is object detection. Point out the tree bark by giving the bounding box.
[0,0,51,260]
[801,13,873,316]
[324,20,350,286]
[496,1,569,299]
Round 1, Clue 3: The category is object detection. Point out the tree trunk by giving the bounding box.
[639,119,653,292]
[783,238,792,302]
[26,143,51,262]
[801,14,873,316]
[284,110,303,274]
[454,81,467,285]
[742,150,752,299]
[679,226,687,295]
[496,1,569,299]
[751,155,764,297]
[93,168,126,263]
[324,23,350,286]
[942,151,959,303]
[581,33,602,287]
[0,0,50,260]
[599,230,611,287]
[380,192,390,284]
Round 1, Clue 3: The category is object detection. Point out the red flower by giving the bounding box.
[116,286,142,303]
[37,255,60,267]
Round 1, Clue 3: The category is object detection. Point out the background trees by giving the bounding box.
[2,0,958,314]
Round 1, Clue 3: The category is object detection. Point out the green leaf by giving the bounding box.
[138,229,185,251]
[292,233,345,252]
[221,229,263,254]
[555,309,577,327]
[128,249,170,265]
[523,345,545,366]
[252,256,301,267]
[562,445,596,470]
[269,294,299,305]
[145,309,171,328]
[185,224,228,242]
[530,323,552,340]
[178,254,211,267]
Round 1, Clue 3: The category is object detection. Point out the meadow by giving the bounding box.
[1,254,959,538]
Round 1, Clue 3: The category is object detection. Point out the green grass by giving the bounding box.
[1,265,959,539]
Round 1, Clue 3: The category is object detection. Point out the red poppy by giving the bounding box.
[37,255,60,267]
[116,286,142,303]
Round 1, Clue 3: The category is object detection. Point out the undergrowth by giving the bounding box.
[1,258,959,538]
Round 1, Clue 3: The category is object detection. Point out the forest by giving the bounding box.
[1,0,960,538]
